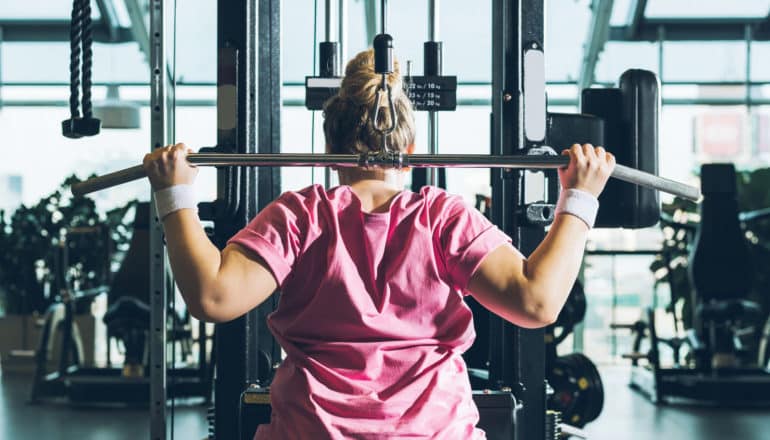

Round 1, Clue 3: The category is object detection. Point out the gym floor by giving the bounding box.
[2,366,768,440]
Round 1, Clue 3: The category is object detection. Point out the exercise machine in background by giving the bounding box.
[29,203,213,405]
[615,164,770,405]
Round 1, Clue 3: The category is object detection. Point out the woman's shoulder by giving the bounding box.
[417,186,468,213]
[263,185,329,217]
[274,184,328,203]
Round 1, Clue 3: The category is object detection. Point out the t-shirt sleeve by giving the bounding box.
[227,193,306,286]
[437,197,514,292]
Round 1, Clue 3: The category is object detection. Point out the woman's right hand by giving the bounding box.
[143,143,199,191]
[558,143,615,197]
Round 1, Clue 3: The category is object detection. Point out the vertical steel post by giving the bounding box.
[491,0,546,439]
[214,0,258,438]
[325,0,333,42]
[214,0,281,438]
[253,0,283,386]
[339,0,347,63]
[324,0,340,190]
[0,26,3,111]
[380,0,388,34]
[426,0,440,187]
[149,0,172,438]
[745,25,753,120]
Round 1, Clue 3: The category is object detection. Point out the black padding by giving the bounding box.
[581,69,661,228]
[103,296,151,327]
[689,163,753,302]
[424,41,442,76]
[319,42,339,77]
[701,162,737,195]
[372,33,394,74]
[698,299,763,321]
[546,113,605,150]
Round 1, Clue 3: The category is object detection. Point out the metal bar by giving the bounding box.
[658,25,664,80]
[578,0,615,90]
[611,19,770,41]
[426,0,440,187]
[213,0,257,437]
[95,0,121,42]
[428,0,439,42]
[327,0,347,190]
[253,0,282,387]
[338,0,347,62]
[11,79,770,87]
[625,0,648,40]
[125,0,151,63]
[380,0,387,34]
[325,0,333,42]
[19,96,770,109]
[71,152,701,200]
[149,0,169,438]
[746,24,753,110]
[1,26,3,111]
[0,20,134,42]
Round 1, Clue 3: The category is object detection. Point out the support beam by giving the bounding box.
[124,0,151,62]
[578,0,615,90]
[148,0,173,438]
[491,0,547,438]
[611,17,770,41]
[0,20,134,42]
[95,0,121,42]
[624,0,648,40]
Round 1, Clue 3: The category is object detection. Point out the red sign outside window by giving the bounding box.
[696,113,744,158]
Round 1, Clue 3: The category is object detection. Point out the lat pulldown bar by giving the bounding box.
[70,151,701,201]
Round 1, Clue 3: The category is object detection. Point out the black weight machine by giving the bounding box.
[615,164,770,405]
[128,0,666,438]
[29,203,213,405]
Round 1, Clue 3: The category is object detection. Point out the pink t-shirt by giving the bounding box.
[228,184,512,440]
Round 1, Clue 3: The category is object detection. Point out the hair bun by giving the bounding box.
[338,49,402,106]
[323,48,415,156]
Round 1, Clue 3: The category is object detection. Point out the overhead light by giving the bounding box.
[93,85,141,129]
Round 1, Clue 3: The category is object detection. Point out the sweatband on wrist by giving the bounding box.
[153,184,197,220]
[555,188,599,228]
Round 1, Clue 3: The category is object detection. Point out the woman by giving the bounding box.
[143,49,614,439]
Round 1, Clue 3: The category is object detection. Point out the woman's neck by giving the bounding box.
[338,169,406,189]
[337,170,407,214]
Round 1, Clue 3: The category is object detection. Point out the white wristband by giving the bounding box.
[555,188,599,229]
[153,184,197,220]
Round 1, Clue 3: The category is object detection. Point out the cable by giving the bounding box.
[68,0,83,119]
[380,0,387,34]
[80,0,94,118]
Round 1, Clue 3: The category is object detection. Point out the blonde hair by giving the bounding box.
[323,49,416,155]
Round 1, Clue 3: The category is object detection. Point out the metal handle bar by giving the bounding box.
[70,152,701,201]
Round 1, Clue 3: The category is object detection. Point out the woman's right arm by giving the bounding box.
[467,143,615,328]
